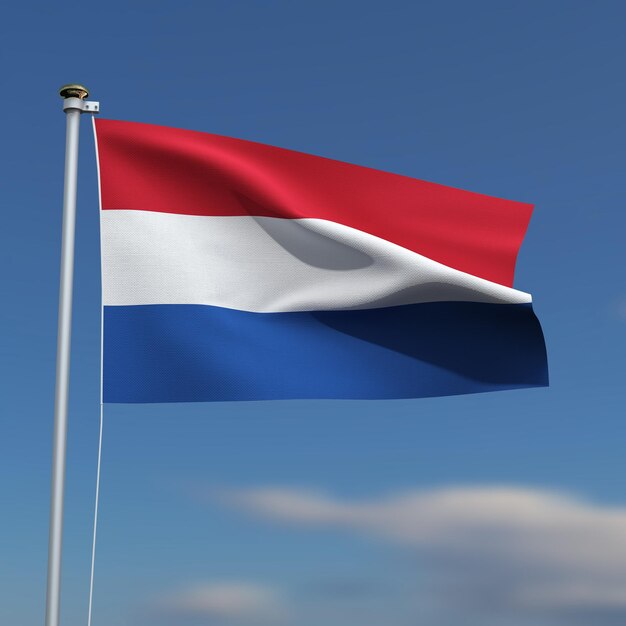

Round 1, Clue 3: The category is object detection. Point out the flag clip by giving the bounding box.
[62,97,100,114]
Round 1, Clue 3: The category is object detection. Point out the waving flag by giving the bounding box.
[94,119,547,403]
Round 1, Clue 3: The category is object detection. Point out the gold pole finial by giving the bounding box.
[59,84,89,100]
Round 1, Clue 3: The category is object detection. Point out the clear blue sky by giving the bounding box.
[1,2,625,625]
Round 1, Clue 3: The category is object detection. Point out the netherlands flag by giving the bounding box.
[94,119,548,403]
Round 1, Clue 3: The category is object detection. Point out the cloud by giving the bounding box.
[218,485,626,618]
[156,581,288,624]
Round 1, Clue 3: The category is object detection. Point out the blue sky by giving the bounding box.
[1,2,625,625]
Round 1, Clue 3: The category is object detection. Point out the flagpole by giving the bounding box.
[45,84,99,626]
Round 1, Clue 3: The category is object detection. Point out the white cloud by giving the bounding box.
[219,485,626,614]
[158,581,288,623]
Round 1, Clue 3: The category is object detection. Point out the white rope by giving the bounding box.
[86,402,104,626]
[88,114,105,626]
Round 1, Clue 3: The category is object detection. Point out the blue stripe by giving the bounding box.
[103,302,548,403]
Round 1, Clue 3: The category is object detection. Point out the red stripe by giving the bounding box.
[95,118,533,287]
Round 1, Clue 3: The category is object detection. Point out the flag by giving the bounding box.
[94,119,548,403]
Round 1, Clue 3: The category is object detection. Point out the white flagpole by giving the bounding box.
[45,84,99,626]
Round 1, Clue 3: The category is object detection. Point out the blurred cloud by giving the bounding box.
[155,581,288,624]
[217,485,626,620]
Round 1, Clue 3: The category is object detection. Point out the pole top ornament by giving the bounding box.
[59,84,89,100]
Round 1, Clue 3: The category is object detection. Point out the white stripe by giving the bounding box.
[101,211,531,311]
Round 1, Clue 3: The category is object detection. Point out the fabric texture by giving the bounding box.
[94,118,548,403]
